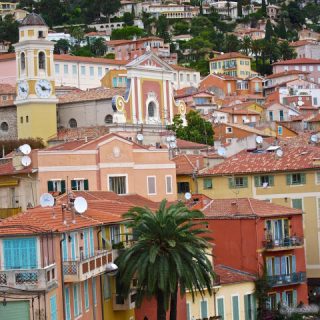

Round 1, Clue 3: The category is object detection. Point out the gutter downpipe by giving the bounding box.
[98,226,105,320]
[60,233,66,320]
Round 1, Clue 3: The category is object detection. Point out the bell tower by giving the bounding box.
[14,13,57,142]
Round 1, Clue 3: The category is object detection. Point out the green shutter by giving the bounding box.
[269,175,274,186]
[48,181,54,192]
[244,295,250,320]
[293,290,297,307]
[300,173,306,184]
[292,199,302,209]
[228,177,235,189]
[71,180,77,191]
[243,177,248,188]
[61,180,66,194]
[286,174,292,185]
[84,179,89,190]
[232,296,240,320]
[217,298,224,320]
[254,176,260,187]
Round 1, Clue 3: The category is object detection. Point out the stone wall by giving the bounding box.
[0,105,17,140]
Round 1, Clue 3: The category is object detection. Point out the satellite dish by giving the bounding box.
[311,134,318,143]
[185,192,192,200]
[217,147,226,157]
[256,136,263,144]
[166,136,171,142]
[276,148,283,158]
[297,100,304,106]
[106,263,118,276]
[40,193,55,207]
[74,196,88,214]
[137,133,144,141]
[19,144,31,155]
[262,182,269,188]
[170,135,176,142]
[298,96,302,101]
[21,155,31,167]
[169,141,177,149]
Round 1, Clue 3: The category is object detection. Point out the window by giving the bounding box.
[0,122,8,132]
[64,64,68,74]
[72,65,77,75]
[26,116,29,123]
[112,77,117,87]
[55,64,60,74]
[226,127,233,133]
[269,111,274,121]
[254,175,274,187]
[177,181,190,193]
[105,114,113,124]
[277,126,283,135]
[62,236,68,261]
[203,178,213,189]
[302,66,306,71]
[38,52,45,70]
[267,293,279,310]
[148,101,156,118]
[84,280,89,310]
[244,294,255,320]
[90,66,94,77]
[283,290,297,307]
[265,219,289,241]
[180,73,184,82]
[186,302,191,320]
[21,52,25,71]
[47,180,66,193]
[65,287,71,320]
[314,97,318,105]
[166,175,173,194]
[200,300,208,318]
[266,255,296,276]
[193,74,196,82]
[187,74,190,81]
[50,295,57,320]
[71,179,89,191]
[279,110,284,121]
[292,198,303,210]
[147,176,156,195]
[92,277,97,305]
[110,225,121,245]
[316,172,320,184]
[286,173,306,185]
[232,296,240,320]
[81,66,86,75]
[69,118,77,128]
[309,66,314,71]
[73,283,82,317]
[228,177,248,188]
[217,297,225,319]
[98,67,102,77]
[103,274,111,300]
[109,175,127,194]
[38,30,44,38]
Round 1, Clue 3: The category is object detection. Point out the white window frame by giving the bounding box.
[165,175,173,194]
[107,174,128,195]
[315,172,320,185]
[231,294,240,320]
[50,179,63,192]
[147,176,157,195]
[226,127,233,133]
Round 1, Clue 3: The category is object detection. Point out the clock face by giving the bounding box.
[17,81,29,99]
[35,79,52,98]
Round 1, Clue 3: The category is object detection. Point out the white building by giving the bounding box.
[144,4,199,19]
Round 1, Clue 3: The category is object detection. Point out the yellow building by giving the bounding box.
[13,13,58,142]
[101,69,128,88]
[187,265,256,320]
[209,52,254,79]
[197,144,320,289]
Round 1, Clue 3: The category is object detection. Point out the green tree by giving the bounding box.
[111,26,146,40]
[156,15,170,43]
[276,18,287,39]
[0,15,19,44]
[278,40,297,60]
[96,0,121,22]
[190,16,212,37]
[224,34,241,52]
[70,26,85,46]
[264,19,273,41]
[168,111,214,145]
[115,200,215,320]
[241,36,252,56]
[90,37,107,56]
[173,21,189,35]
[123,12,134,26]
[141,11,155,35]
[261,0,267,16]
[54,39,70,54]
[237,0,243,17]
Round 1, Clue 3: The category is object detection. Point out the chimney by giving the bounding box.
[231,201,238,214]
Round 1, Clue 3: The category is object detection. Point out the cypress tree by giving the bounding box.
[265,19,273,41]
[278,18,287,39]
[237,0,243,17]
[261,0,267,16]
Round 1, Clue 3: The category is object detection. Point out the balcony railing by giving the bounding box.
[267,272,306,287]
[0,264,57,292]
[112,291,136,311]
[63,249,113,282]
[263,236,303,251]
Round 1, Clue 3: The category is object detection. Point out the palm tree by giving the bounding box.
[115,200,215,320]
[241,36,252,56]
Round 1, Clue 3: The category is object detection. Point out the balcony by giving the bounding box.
[0,264,57,292]
[263,236,304,251]
[267,272,306,287]
[63,249,113,282]
[112,291,136,311]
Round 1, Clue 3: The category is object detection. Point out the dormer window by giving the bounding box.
[38,52,45,70]
[38,30,44,38]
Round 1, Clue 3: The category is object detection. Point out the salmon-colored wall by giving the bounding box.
[0,58,16,86]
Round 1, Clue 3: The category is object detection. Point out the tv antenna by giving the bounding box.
[40,193,55,207]
[311,134,318,143]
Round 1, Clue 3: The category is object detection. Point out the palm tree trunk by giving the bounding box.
[157,290,166,320]
[169,287,178,320]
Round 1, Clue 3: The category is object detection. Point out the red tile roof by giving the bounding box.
[273,58,320,65]
[210,52,251,61]
[289,40,317,47]
[0,159,33,176]
[171,64,196,72]
[200,198,302,218]
[176,139,208,149]
[0,83,15,95]
[172,154,206,175]
[0,53,15,61]
[200,145,320,175]
[215,265,256,284]
[266,70,309,79]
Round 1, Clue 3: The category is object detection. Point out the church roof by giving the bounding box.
[21,13,47,27]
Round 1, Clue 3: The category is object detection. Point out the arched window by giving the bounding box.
[105,114,113,124]
[38,52,45,70]
[21,52,25,71]
[0,122,8,132]
[69,118,77,128]
[148,101,156,118]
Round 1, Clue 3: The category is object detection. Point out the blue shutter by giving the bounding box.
[282,292,287,306]
[292,255,296,273]
[186,303,190,320]
[293,290,297,307]
[274,257,280,275]
[73,284,79,316]
[232,296,240,320]
[84,280,89,310]
[266,258,273,276]
[62,236,68,261]
[50,295,57,320]
[89,228,94,257]
[200,300,208,318]
[65,287,71,320]
[92,277,97,305]
[217,298,224,320]
[281,256,286,275]
[71,233,76,261]
[84,230,89,259]
[244,295,250,320]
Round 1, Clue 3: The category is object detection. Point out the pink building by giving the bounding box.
[0,53,16,85]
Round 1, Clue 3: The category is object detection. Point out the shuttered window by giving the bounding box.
[292,199,303,210]
[71,179,89,191]
[92,277,97,305]
[89,228,94,257]
[84,280,89,310]
[254,175,274,187]
[103,274,111,300]
[147,176,156,195]
[109,176,127,194]
[186,302,191,320]
[47,180,66,193]
[232,296,240,320]
[229,177,248,188]
[166,175,173,194]
[65,287,71,320]
[244,294,255,320]
[200,300,208,318]
[3,238,37,269]
[50,295,57,320]
[286,173,306,185]
[217,297,224,319]
[203,178,213,189]
[73,283,82,317]
[62,235,68,261]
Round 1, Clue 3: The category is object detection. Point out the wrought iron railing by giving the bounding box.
[267,272,306,287]
[263,236,303,250]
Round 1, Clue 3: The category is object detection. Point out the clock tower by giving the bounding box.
[14,13,57,142]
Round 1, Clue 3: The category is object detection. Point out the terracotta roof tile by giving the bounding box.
[176,139,208,149]
[171,64,196,72]
[273,58,320,65]
[0,83,15,95]
[172,154,206,175]
[200,145,320,175]
[210,52,251,61]
[215,265,256,284]
[266,70,309,79]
